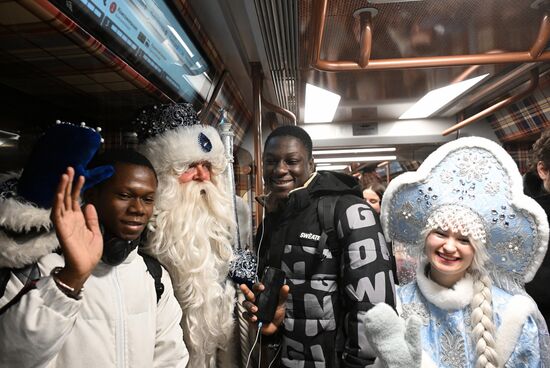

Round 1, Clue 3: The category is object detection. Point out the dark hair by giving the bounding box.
[364,181,386,201]
[531,130,550,171]
[264,125,313,159]
[89,149,157,182]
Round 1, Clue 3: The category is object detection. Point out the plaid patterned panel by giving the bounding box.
[503,142,533,174]
[487,76,550,143]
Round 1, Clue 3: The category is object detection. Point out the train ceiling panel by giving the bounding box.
[295,0,549,124]
[0,0,547,157]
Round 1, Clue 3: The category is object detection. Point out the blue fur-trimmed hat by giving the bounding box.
[7,122,114,209]
[133,103,227,177]
[132,103,200,143]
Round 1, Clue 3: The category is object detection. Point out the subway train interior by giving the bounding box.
[0,0,549,228]
[1,1,550,367]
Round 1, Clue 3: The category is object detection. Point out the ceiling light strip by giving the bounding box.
[317,164,350,171]
[313,147,396,155]
[315,155,397,163]
[399,74,489,119]
[304,83,341,123]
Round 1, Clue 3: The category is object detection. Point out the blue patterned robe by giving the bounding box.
[397,271,542,367]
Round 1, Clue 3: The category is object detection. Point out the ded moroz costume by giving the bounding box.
[134,103,238,367]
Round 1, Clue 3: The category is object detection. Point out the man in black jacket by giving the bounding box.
[241,126,396,367]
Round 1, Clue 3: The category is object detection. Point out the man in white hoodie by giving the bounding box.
[0,124,188,367]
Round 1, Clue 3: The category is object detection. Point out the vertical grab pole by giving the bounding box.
[251,62,264,230]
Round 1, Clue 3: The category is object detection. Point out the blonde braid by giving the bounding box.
[470,271,499,368]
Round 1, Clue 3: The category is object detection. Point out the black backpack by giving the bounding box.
[138,250,165,303]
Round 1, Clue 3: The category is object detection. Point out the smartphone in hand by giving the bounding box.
[255,266,286,323]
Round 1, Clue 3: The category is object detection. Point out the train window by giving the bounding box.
[49,0,213,104]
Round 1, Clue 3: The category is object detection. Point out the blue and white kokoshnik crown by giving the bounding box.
[381,136,549,284]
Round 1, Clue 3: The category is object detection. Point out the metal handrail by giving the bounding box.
[261,95,297,125]
[312,0,550,71]
[442,68,539,136]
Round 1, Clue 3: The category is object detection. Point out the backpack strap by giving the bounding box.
[0,263,41,316]
[0,268,10,299]
[317,195,341,259]
[0,263,40,299]
[138,251,164,303]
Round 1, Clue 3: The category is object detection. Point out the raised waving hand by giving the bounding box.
[50,167,103,292]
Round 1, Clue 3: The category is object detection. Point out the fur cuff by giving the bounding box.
[0,175,58,268]
[364,303,422,368]
[495,294,537,364]
[421,350,438,368]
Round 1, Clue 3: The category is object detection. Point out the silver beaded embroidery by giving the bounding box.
[440,170,454,184]
[494,235,527,273]
[456,152,490,182]
[399,202,415,220]
[484,180,500,196]
[401,302,430,325]
[440,328,467,367]
[132,103,200,142]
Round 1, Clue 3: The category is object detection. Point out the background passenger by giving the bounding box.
[524,129,550,326]
[523,129,550,198]
[362,181,386,214]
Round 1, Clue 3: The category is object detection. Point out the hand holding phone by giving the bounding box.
[255,266,286,323]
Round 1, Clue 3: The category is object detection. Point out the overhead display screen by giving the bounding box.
[50,0,213,103]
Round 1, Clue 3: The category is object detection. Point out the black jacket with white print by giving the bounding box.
[256,171,396,368]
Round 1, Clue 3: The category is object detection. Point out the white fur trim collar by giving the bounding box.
[0,230,58,268]
[416,262,473,310]
[0,197,52,233]
[0,192,57,268]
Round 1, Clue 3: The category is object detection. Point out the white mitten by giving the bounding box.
[364,303,422,368]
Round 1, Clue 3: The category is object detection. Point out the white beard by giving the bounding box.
[145,174,236,364]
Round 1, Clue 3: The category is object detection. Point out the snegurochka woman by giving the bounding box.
[363,136,550,368]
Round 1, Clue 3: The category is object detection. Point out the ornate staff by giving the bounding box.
[218,110,257,368]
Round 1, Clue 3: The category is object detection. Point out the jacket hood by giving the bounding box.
[307,171,363,198]
[257,171,364,213]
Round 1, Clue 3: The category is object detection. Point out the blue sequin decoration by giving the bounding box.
[198,132,212,152]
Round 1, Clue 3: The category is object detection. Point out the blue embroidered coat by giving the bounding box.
[398,271,542,367]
